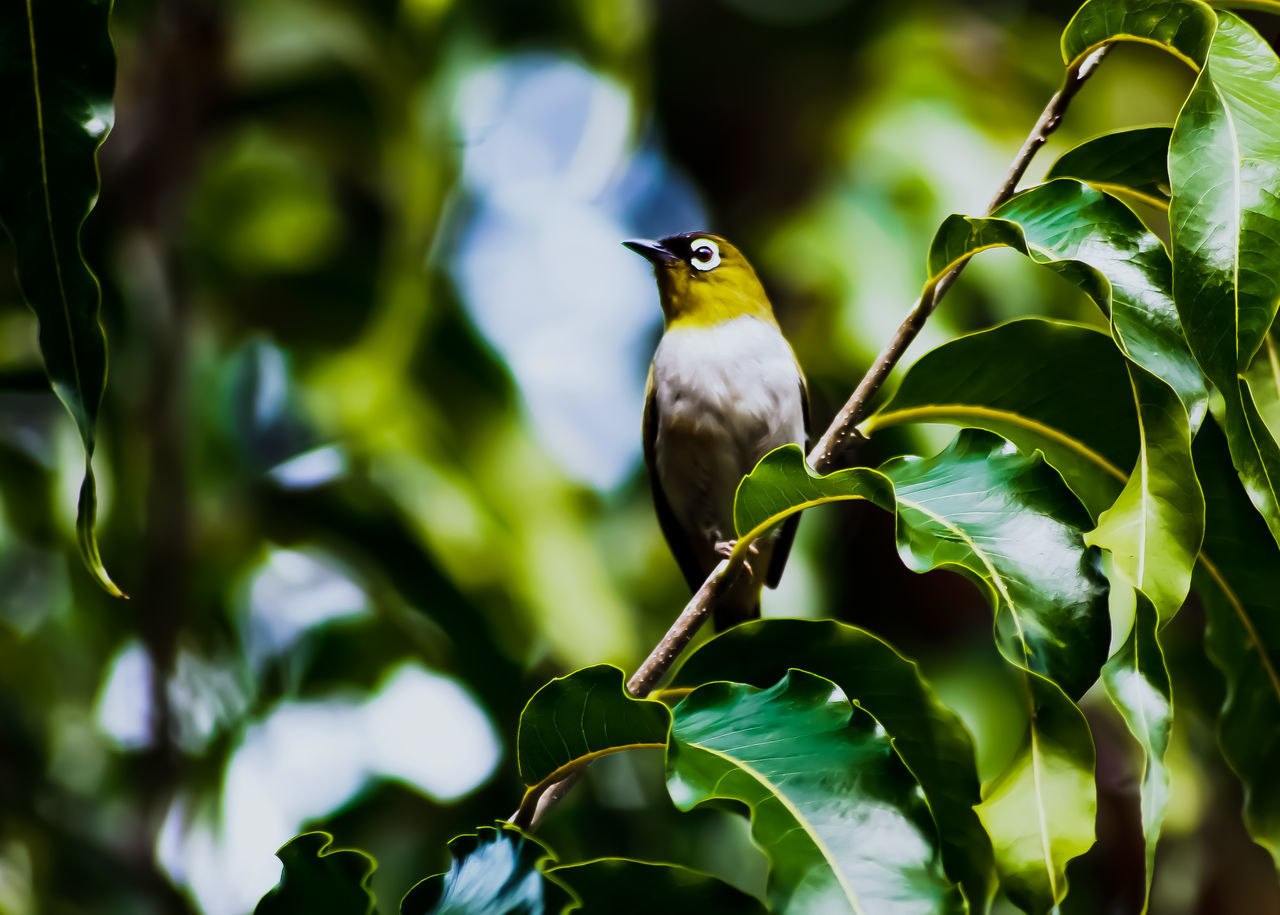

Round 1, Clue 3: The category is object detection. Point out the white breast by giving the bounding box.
[651,316,805,542]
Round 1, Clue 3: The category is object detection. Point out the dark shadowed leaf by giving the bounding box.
[550,859,765,914]
[400,824,576,915]
[667,670,965,915]
[255,832,377,915]
[1046,126,1173,211]
[669,619,994,910]
[1192,422,1280,868]
[1170,11,1280,545]
[517,665,670,789]
[864,319,1136,516]
[1102,594,1172,912]
[0,0,121,595]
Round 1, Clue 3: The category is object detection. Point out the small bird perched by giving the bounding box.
[625,232,809,629]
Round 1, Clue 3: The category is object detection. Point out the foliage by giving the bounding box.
[5,0,1280,913]
[0,0,120,594]
[256,833,377,915]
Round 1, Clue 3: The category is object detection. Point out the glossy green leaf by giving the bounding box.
[667,670,965,915]
[1101,593,1171,913]
[255,832,378,915]
[400,824,576,915]
[1242,332,1280,446]
[912,181,1208,621]
[1081,364,1201,621]
[931,179,1206,426]
[1046,127,1173,211]
[517,665,670,791]
[736,433,1108,699]
[728,435,1104,912]
[550,860,766,914]
[885,432,1110,700]
[731,447,892,542]
[0,0,122,596]
[867,318,1200,623]
[668,619,994,910]
[1192,421,1280,867]
[864,319,1136,516]
[1170,11,1280,545]
[1060,0,1214,71]
[868,323,1280,874]
[973,674,1096,915]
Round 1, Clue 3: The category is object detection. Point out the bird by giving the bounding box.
[624,232,809,629]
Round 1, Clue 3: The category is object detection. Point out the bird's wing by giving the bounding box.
[766,370,811,589]
[644,365,707,591]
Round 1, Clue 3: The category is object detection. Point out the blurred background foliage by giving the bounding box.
[1,0,1278,912]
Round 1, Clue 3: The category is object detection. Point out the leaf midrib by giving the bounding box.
[891,495,1058,899]
[861,404,1129,482]
[868,404,1280,707]
[688,740,866,915]
[24,0,86,406]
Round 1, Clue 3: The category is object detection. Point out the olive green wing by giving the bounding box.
[643,366,706,592]
[765,370,810,589]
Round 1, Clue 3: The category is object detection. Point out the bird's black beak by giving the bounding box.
[623,238,680,266]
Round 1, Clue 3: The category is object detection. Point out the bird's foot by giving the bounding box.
[714,539,759,576]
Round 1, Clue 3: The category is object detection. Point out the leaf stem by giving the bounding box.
[519,42,1112,833]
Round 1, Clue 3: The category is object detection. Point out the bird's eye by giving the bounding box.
[689,238,721,271]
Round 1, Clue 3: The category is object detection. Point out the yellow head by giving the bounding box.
[623,233,776,330]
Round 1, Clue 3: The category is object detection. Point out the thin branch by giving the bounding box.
[808,45,1109,470]
[519,43,1112,833]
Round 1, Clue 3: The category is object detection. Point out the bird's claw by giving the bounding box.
[714,539,757,577]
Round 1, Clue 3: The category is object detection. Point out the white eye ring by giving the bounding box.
[689,238,721,271]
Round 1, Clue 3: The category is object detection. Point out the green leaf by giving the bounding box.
[668,619,994,910]
[1060,0,1215,71]
[1080,364,1201,622]
[1170,11,1280,546]
[550,860,766,914]
[400,824,577,915]
[517,665,670,792]
[1102,593,1171,913]
[886,432,1110,700]
[731,447,893,542]
[867,316,1201,624]
[667,670,965,915]
[736,434,1108,700]
[0,0,122,596]
[255,832,378,915]
[728,436,1104,912]
[1046,127,1173,211]
[864,319,1136,516]
[931,180,1206,426]
[909,181,1208,622]
[1242,332,1280,446]
[973,674,1096,915]
[1192,421,1280,867]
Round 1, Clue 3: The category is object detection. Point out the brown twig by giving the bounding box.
[808,45,1110,470]
[519,44,1112,833]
